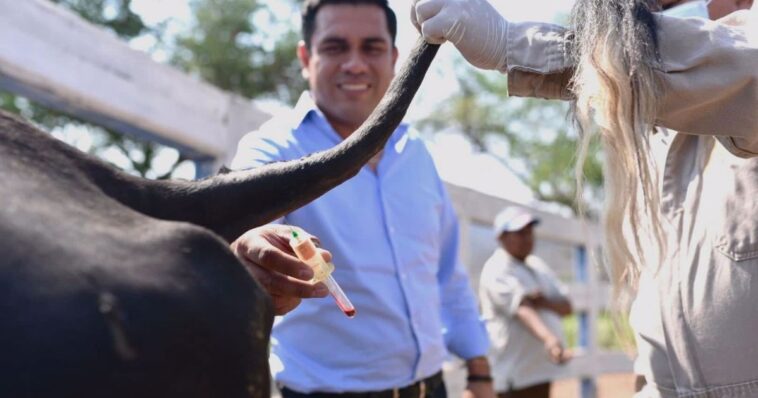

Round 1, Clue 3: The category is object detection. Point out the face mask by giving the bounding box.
[660,0,712,18]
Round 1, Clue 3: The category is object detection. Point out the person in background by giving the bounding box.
[479,206,572,398]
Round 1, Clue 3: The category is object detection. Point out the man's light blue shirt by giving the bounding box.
[231,93,488,393]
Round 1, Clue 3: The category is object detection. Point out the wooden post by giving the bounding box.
[458,215,472,269]
[575,245,597,398]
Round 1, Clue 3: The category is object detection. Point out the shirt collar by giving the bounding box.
[290,91,410,149]
[500,248,529,267]
[291,91,319,126]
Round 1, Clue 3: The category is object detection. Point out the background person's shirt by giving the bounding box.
[230,93,488,393]
[479,249,569,392]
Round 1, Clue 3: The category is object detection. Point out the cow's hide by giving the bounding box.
[0,111,273,397]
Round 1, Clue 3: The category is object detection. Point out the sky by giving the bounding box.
[122,0,575,205]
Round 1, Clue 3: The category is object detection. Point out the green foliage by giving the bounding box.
[562,311,634,351]
[512,120,604,215]
[173,0,306,105]
[49,0,149,38]
[419,65,604,215]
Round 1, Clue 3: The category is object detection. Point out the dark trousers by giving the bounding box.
[280,371,447,398]
[498,382,550,398]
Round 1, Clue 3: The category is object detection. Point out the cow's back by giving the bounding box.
[0,112,273,397]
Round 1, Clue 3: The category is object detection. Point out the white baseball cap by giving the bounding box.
[493,206,540,237]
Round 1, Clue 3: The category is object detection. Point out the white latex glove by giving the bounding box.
[411,0,509,71]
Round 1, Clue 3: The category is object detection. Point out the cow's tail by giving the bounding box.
[568,0,666,300]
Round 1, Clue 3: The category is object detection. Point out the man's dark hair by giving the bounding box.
[301,0,397,50]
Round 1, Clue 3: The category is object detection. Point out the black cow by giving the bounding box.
[0,40,438,397]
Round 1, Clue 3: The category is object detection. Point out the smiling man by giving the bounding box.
[229,1,494,397]
[296,0,397,140]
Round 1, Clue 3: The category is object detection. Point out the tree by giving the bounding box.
[49,0,148,39]
[173,0,306,105]
[419,64,604,216]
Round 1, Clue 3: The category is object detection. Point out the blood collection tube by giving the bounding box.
[289,229,356,318]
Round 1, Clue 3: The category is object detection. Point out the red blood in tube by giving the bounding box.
[343,308,356,318]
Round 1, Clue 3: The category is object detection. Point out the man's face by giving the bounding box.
[499,224,536,261]
[298,4,398,138]
[661,0,753,19]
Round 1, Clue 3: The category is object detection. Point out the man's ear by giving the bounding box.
[297,40,311,80]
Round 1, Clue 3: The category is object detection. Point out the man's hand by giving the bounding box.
[411,0,509,71]
[463,356,496,398]
[544,338,571,365]
[231,225,330,315]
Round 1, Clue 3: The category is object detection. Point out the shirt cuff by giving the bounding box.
[506,21,570,74]
[446,317,490,360]
[505,21,574,100]
[718,136,758,159]
[507,288,526,318]
[507,69,574,100]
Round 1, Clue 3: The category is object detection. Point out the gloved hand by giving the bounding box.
[411,0,509,71]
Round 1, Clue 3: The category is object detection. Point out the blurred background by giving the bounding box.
[2,0,601,215]
[0,1,635,396]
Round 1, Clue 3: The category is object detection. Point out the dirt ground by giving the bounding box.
[270,371,638,397]
[551,373,636,398]
[441,363,636,398]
